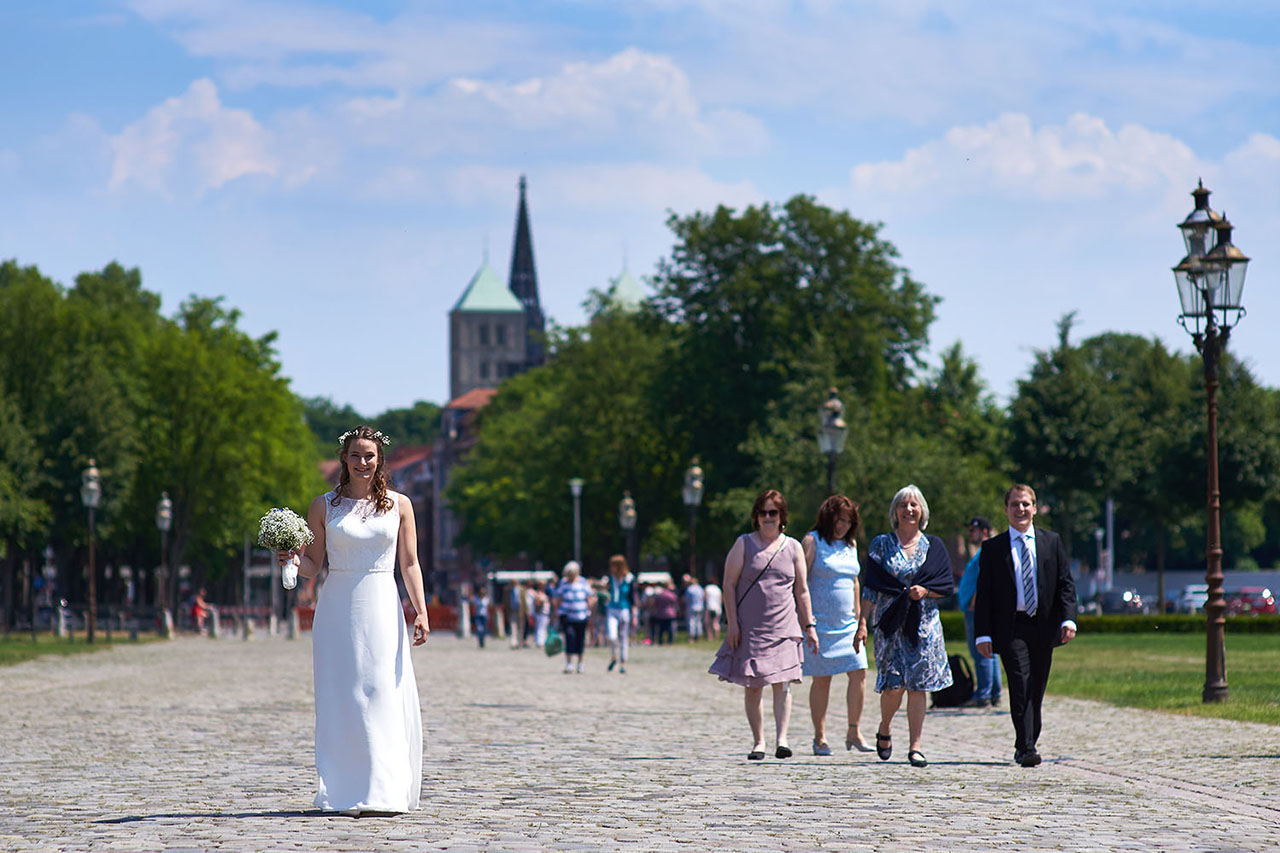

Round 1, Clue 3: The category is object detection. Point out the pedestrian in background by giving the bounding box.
[859,484,954,768]
[605,555,637,672]
[683,574,705,642]
[958,516,1001,707]
[801,495,872,755]
[709,489,819,760]
[704,580,722,641]
[652,581,679,644]
[554,561,593,674]
[508,581,526,649]
[472,589,490,648]
[532,581,551,648]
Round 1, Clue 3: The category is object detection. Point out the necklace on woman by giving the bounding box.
[898,531,922,554]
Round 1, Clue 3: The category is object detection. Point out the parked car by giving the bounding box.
[1094,588,1149,615]
[1175,583,1209,614]
[1223,587,1276,616]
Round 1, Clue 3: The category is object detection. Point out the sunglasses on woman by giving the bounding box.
[758,509,780,518]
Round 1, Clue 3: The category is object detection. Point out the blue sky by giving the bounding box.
[3,1,1279,414]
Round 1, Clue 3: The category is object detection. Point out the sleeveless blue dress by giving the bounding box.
[802,532,869,676]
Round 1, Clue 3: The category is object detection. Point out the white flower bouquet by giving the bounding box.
[258,507,314,590]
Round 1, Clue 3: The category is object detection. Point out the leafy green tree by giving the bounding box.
[374,401,442,447]
[448,302,687,572]
[135,297,324,590]
[303,396,366,453]
[649,196,939,551]
[737,341,1007,547]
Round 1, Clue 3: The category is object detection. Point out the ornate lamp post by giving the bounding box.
[817,387,849,496]
[568,478,585,566]
[80,460,101,644]
[618,491,638,574]
[156,492,172,624]
[682,458,704,581]
[1172,180,1250,703]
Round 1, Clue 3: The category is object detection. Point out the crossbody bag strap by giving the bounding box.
[736,537,789,609]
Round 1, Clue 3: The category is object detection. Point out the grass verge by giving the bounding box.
[946,632,1280,725]
[0,632,147,667]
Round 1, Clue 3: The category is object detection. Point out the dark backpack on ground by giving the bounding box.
[930,654,975,708]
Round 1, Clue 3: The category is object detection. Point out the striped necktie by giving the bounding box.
[1018,535,1038,616]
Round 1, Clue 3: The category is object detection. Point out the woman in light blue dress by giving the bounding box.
[802,495,872,755]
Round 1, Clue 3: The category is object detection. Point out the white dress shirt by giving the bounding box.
[1011,526,1036,613]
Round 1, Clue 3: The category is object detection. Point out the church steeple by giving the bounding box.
[508,175,546,367]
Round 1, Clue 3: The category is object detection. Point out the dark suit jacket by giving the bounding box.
[973,528,1077,652]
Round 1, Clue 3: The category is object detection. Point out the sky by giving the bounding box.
[2,1,1279,415]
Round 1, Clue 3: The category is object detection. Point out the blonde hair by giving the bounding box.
[888,484,930,531]
[562,560,581,580]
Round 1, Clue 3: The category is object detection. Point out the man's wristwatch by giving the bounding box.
[803,622,817,630]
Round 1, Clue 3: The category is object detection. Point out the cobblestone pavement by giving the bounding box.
[1,631,1277,852]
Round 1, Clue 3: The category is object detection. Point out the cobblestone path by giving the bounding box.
[1,633,1276,851]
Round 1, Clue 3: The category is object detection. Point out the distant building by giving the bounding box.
[435,177,549,599]
[606,265,646,312]
[448,175,547,400]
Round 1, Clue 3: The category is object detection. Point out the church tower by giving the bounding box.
[448,261,527,400]
[508,175,546,368]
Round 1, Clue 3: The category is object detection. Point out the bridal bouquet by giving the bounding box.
[258,508,314,590]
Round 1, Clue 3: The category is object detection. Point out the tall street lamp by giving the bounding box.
[80,459,101,644]
[817,387,849,496]
[568,478,585,566]
[1172,179,1250,704]
[156,492,172,626]
[682,458,704,581]
[618,491,638,575]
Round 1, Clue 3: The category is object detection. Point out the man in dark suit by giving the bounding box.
[974,484,1077,767]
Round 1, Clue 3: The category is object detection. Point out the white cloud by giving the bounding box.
[851,113,1200,204]
[109,78,281,196]
[446,48,769,157]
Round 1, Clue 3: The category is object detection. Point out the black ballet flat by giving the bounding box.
[747,750,765,761]
[775,745,792,759]
[908,750,927,768]
[876,732,892,761]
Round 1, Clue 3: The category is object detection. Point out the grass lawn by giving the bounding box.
[946,632,1280,726]
[0,632,148,667]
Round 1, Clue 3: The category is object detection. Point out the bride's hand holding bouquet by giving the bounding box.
[258,507,315,590]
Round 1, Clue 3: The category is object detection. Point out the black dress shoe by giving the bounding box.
[775,745,792,759]
[748,750,765,761]
[960,696,989,708]
[876,732,892,761]
[1019,750,1042,767]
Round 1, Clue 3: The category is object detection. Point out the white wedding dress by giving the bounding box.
[312,491,422,814]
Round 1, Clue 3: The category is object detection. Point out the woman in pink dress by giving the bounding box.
[709,489,819,760]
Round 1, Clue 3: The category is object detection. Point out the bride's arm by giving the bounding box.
[397,494,430,644]
[291,496,327,579]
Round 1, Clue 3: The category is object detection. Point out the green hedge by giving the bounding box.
[938,609,1280,636]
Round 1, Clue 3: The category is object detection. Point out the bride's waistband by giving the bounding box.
[327,568,395,574]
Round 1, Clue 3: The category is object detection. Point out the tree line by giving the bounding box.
[447,196,1280,581]
[0,261,324,623]
[5,195,1278,625]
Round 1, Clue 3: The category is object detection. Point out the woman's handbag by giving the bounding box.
[544,626,564,656]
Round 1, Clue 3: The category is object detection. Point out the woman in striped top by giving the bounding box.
[554,561,593,673]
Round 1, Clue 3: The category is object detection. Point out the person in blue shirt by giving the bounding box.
[958,516,1002,707]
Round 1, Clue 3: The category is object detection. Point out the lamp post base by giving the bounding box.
[1202,682,1229,703]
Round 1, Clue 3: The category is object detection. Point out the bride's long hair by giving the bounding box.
[333,425,394,513]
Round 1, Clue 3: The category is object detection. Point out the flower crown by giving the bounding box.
[337,428,391,447]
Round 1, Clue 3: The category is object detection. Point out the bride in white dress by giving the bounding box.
[278,425,429,815]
